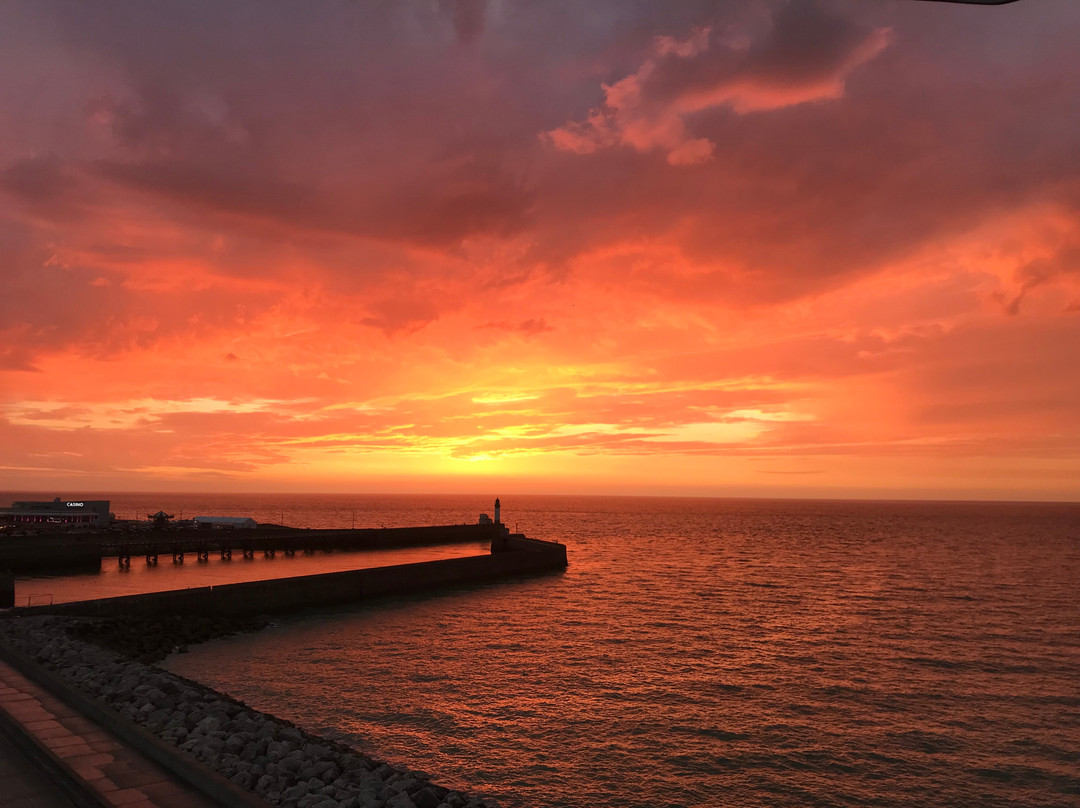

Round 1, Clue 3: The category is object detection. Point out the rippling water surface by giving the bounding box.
[17,493,1080,808]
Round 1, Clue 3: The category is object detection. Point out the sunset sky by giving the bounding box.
[2,0,1079,500]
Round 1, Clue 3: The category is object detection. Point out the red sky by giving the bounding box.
[2,0,1079,500]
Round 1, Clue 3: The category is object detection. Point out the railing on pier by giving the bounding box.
[111,539,325,567]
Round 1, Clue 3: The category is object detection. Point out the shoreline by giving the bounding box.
[0,614,502,808]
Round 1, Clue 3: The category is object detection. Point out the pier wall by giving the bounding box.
[23,534,567,618]
[0,523,505,573]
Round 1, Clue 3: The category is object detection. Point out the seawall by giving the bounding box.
[0,616,504,808]
[18,534,567,618]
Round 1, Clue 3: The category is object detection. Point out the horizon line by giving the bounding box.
[1,489,1077,506]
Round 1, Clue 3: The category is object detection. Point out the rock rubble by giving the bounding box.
[0,616,499,808]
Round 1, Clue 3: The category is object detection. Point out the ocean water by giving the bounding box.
[10,493,1080,807]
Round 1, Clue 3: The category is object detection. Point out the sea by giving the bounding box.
[7,493,1080,808]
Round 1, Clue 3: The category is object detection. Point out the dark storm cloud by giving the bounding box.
[749,0,881,86]
[3,0,1080,331]
[93,159,312,227]
[532,1,1080,301]
[2,155,75,203]
[93,152,533,248]
[442,0,487,44]
[641,0,887,103]
[5,0,541,253]
[0,154,95,223]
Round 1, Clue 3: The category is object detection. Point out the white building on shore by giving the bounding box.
[193,516,258,529]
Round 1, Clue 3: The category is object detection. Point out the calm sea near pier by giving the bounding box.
[10,493,1080,807]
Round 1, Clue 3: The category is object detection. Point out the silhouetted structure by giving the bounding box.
[480,497,501,525]
[0,498,113,527]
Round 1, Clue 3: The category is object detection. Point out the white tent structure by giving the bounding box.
[193,516,258,529]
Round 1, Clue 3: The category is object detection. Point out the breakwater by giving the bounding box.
[16,533,567,618]
[0,523,507,573]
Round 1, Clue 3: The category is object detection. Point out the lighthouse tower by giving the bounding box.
[494,497,501,524]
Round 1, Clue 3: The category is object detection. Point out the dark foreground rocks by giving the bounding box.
[67,614,269,664]
[0,616,500,808]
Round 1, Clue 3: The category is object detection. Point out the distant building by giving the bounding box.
[193,516,258,529]
[0,498,113,527]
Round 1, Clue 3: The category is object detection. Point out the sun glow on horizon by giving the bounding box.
[1,1,1079,500]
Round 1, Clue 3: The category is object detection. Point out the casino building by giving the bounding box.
[0,498,113,527]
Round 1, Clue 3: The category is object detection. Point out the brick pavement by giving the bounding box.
[0,658,231,808]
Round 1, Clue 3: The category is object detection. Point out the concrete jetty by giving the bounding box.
[14,532,567,619]
[0,523,507,574]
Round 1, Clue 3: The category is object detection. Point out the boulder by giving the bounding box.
[413,786,445,808]
[225,734,247,755]
[283,781,310,802]
[387,791,418,808]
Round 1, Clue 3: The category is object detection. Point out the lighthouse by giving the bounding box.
[494,497,501,524]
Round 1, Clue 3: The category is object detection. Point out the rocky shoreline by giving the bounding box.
[0,615,498,808]
[67,613,271,664]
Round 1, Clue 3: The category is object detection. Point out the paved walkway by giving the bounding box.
[0,659,223,808]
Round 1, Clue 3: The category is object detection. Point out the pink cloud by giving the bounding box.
[545,3,891,165]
